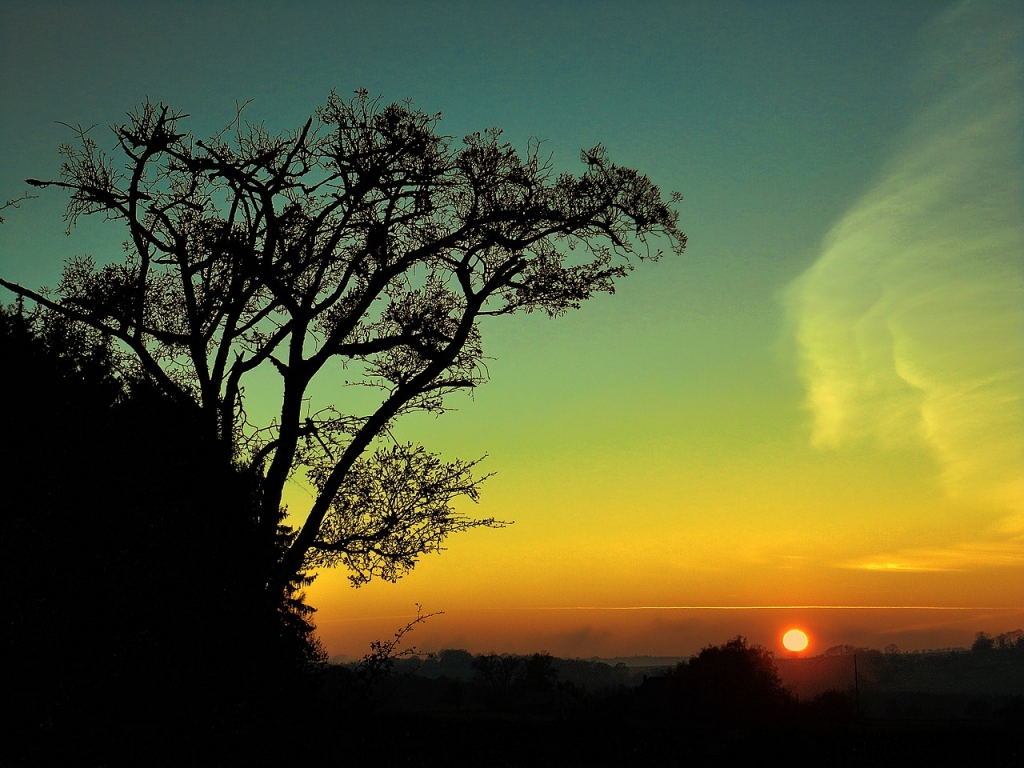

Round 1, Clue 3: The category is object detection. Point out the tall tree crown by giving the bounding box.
[5,90,685,594]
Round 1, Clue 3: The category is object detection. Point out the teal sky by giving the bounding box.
[2,1,1021,659]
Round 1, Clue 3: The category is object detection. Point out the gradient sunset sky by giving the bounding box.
[2,0,1021,659]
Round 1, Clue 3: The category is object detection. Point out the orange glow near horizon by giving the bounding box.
[782,629,809,653]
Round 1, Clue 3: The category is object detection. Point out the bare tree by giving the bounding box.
[2,90,686,601]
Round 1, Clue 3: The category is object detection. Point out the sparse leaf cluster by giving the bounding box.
[307,443,501,585]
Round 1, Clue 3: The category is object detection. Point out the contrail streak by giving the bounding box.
[505,605,1021,611]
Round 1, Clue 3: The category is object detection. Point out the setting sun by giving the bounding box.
[782,629,809,652]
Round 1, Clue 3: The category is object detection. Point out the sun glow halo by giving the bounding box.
[782,629,809,652]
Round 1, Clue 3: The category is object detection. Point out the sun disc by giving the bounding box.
[783,629,809,652]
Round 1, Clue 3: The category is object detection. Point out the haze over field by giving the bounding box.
[2,0,1020,659]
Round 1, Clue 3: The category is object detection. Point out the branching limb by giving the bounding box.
[0,193,38,224]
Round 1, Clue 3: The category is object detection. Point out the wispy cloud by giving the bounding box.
[841,537,1024,574]
[786,2,1023,522]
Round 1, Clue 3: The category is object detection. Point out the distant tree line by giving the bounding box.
[322,633,1024,725]
[305,635,1023,764]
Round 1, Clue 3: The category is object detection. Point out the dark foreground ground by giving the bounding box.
[7,645,1022,766]
[11,685,1021,768]
[12,711,1020,768]
[324,711,1022,768]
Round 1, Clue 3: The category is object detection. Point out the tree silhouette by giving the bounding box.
[1,90,685,603]
[670,636,792,722]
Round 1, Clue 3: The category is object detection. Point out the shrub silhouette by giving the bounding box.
[0,305,324,764]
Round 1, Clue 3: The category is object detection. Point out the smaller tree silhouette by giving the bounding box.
[672,636,792,722]
[470,651,560,712]
[473,653,526,711]
[972,632,995,655]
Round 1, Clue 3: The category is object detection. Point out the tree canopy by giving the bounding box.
[2,90,685,599]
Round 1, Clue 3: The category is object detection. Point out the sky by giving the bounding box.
[2,0,1021,660]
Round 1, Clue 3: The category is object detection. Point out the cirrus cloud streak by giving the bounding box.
[786,2,1023,528]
